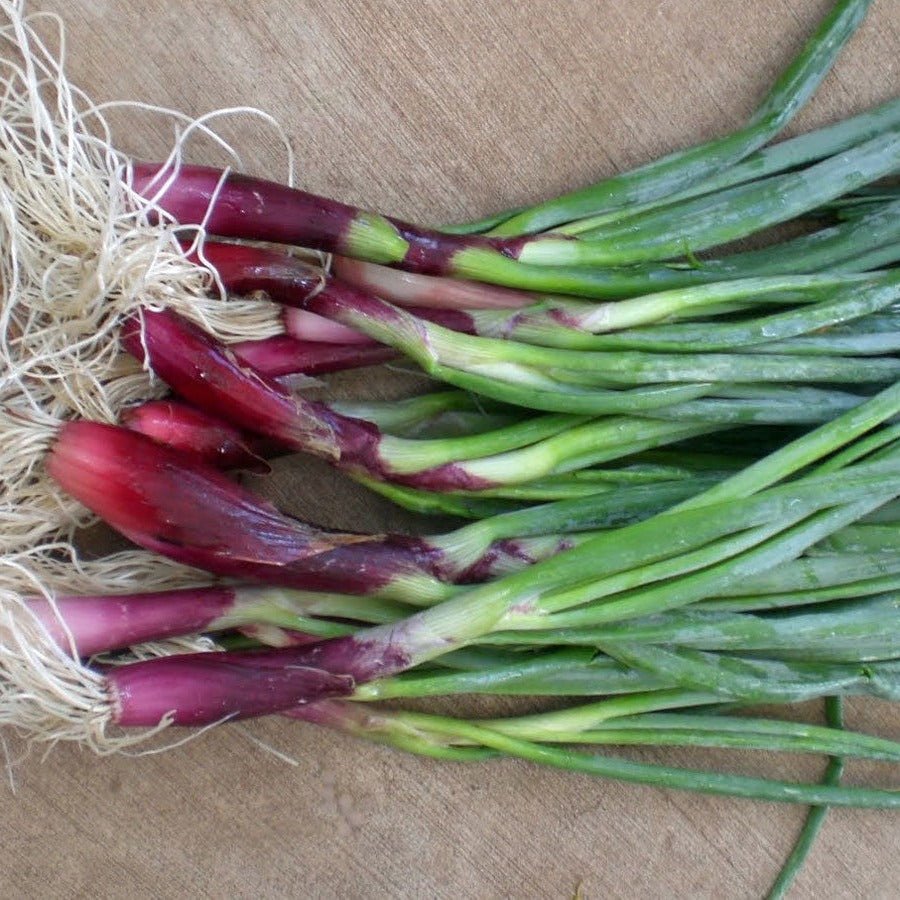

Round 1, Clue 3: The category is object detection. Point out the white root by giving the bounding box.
[0,579,118,753]
[0,1,299,751]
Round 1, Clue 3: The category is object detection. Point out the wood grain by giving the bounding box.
[7,1,900,897]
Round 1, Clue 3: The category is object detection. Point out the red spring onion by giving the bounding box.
[27,583,411,658]
[100,391,900,730]
[51,419,716,602]
[108,650,353,727]
[46,421,449,598]
[49,421,626,601]
[126,306,705,495]
[133,161,525,276]
[30,586,242,657]
[125,0,878,294]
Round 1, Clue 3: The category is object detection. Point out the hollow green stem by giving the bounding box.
[386,710,900,807]
[339,455,900,681]
[552,97,900,236]
[486,0,872,236]
[698,557,900,611]
[353,649,670,700]
[538,592,900,661]
[520,493,895,630]
[448,195,900,299]
[519,127,900,266]
[477,272,900,353]
[479,700,899,764]
[298,694,900,807]
[674,382,900,509]
[356,470,721,518]
[454,417,718,484]
[413,306,900,387]
[330,391,516,437]
[766,697,845,900]
[377,412,587,473]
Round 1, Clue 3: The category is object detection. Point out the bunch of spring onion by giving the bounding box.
[36,383,900,895]
[41,386,900,795]
[2,0,900,894]
[106,0,900,521]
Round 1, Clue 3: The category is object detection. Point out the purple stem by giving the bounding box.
[333,255,536,309]
[121,307,489,491]
[278,308,375,344]
[121,307,357,463]
[47,421,453,595]
[108,650,354,727]
[134,163,526,275]
[28,587,239,658]
[191,238,477,339]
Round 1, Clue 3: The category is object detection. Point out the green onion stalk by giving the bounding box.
[304,697,895,769]
[479,0,875,237]
[127,306,770,494]
[356,457,744,517]
[765,697,845,899]
[252,385,900,692]
[48,420,734,606]
[72,600,895,812]
[339,192,900,324]
[293,283,897,422]
[422,270,900,352]
[344,196,900,304]
[285,696,900,808]
[130,2,880,300]
[517,127,900,267]
[537,98,900,237]
[66,386,900,721]
[43,371,900,822]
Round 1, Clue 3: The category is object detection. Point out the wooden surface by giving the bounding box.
[8,1,900,897]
